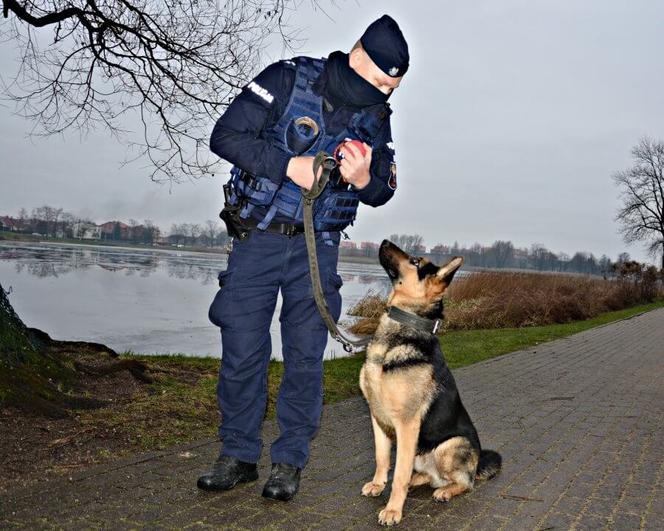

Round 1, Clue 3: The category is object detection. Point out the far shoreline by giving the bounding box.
[0,233,382,265]
[0,235,615,274]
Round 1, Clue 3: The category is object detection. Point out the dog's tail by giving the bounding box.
[476,450,502,481]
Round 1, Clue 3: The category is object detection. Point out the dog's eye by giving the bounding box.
[409,257,421,268]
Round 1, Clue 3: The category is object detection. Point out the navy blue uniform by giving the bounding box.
[208,52,398,469]
[210,54,398,209]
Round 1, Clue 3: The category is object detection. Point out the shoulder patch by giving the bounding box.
[388,162,397,190]
[246,81,274,104]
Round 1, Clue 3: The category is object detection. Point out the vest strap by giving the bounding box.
[226,55,388,232]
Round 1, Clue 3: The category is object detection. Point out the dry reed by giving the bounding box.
[347,270,662,335]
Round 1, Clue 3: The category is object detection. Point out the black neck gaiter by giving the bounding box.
[323,51,389,109]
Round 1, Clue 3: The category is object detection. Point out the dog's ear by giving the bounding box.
[436,256,464,286]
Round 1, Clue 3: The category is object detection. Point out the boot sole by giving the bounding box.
[197,471,259,492]
[261,485,298,501]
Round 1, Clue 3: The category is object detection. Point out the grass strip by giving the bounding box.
[106,299,663,451]
[440,299,664,368]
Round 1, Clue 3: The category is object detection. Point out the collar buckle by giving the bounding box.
[387,306,443,336]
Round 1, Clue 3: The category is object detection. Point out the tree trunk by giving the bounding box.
[0,281,33,365]
[2,282,153,417]
[2,282,133,416]
[1,282,77,416]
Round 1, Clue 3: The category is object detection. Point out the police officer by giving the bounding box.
[198,14,409,501]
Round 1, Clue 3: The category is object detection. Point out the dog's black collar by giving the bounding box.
[387,306,442,335]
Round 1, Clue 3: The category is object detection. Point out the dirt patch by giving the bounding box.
[0,344,220,494]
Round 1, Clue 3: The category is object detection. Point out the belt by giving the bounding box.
[243,218,305,237]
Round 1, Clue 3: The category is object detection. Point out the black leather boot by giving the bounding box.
[261,463,301,501]
[197,455,258,491]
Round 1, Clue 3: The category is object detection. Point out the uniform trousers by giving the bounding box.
[208,229,342,468]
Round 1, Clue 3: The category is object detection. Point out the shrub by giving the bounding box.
[347,267,663,335]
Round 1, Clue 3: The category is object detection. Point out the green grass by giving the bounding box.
[80,353,221,449]
[317,298,664,402]
[440,299,664,368]
[76,299,663,453]
[0,231,41,242]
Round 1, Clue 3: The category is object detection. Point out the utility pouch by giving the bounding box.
[231,169,279,207]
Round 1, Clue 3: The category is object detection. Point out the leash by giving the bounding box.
[302,152,372,353]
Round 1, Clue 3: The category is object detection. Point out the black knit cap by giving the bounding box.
[360,14,409,78]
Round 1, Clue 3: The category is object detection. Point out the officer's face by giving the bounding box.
[349,48,403,96]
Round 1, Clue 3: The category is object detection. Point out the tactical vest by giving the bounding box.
[226,56,391,234]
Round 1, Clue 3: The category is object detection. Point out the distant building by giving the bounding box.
[155,235,171,246]
[0,216,18,232]
[72,221,101,240]
[99,221,130,240]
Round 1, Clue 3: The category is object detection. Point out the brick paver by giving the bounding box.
[2,309,663,530]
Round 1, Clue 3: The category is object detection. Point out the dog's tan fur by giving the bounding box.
[359,242,495,526]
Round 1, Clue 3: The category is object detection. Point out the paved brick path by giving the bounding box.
[2,309,663,530]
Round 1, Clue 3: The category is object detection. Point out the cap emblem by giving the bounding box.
[389,66,399,76]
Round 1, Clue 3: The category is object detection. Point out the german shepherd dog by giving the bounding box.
[359,240,501,526]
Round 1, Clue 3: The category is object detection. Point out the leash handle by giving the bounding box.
[303,152,336,200]
[302,152,372,353]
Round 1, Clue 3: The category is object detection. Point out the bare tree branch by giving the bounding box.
[1,0,309,182]
[613,137,664,269]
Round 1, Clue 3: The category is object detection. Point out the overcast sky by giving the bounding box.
[1,0,663,263]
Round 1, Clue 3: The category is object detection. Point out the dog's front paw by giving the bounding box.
[378,506,402,526]
[362,481,386,497]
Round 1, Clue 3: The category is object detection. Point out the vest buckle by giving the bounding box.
[240,171,258,190]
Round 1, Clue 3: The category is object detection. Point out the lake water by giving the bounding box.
[0,241,390,359]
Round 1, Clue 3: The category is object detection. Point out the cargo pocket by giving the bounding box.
[208,269,234,328]
[323,270,343,323]
[217,269,233,289]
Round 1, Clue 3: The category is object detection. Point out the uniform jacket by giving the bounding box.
[210,52,398,214]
